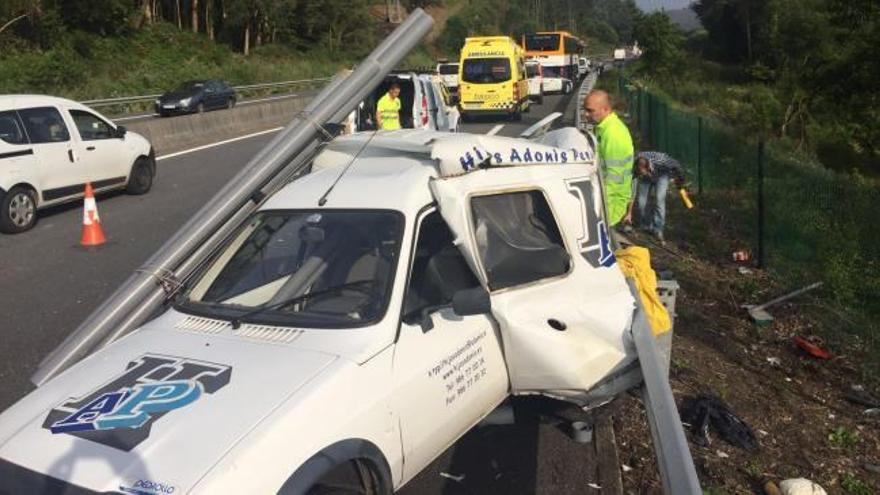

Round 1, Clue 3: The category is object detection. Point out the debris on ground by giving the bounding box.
[792,336,832,360]
[439,472,465,483]
[680,394,759,451]
[763,479,782,495]
[738,266,753,275]
[778,478,827,495]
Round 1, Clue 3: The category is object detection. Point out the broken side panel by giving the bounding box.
[430,163,636,403]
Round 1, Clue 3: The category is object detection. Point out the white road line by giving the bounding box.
[156,127,283,161]
[114,113,157,122]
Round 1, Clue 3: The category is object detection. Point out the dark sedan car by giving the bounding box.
[154,79,237,117]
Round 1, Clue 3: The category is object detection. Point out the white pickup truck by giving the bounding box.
[0,128,645,494]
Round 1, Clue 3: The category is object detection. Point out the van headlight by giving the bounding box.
[180,97,193,107]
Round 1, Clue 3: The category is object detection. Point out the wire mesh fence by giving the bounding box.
[618,75,880,352]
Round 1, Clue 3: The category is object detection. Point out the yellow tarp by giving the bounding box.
[615,246,671,336]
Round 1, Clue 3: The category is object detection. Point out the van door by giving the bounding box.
[392,209,508,481]
[429,165,636,403]
[16,107,80,203]
[67,109,128,189]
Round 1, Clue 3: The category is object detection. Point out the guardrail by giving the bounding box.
[574,72,702,494]
[81,77,333,115]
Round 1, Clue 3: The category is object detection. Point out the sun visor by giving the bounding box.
[430,134,596,177]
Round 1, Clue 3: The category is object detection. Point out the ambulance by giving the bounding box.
[458,36,529,121]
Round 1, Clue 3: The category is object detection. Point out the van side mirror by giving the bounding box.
[452,286,491,316]
[115,125,127,139]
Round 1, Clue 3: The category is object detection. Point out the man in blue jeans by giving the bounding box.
[624,151,685,245]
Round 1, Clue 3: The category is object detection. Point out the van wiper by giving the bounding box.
[229,279,378,329]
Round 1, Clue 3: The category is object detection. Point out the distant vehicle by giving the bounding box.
[578,57,590,78]
[0,95,155,233]
[350,72,457,132]
[524,60,544,105]
[614,48,627,61]
[155,80,237,117]
[458,36,530,121]
[436,62,460,94]
[522,31,584,94]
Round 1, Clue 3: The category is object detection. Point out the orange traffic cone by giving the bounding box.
[80,182,106,246]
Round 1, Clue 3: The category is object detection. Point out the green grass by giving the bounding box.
[827,426,860,450]
[0,23,356,102]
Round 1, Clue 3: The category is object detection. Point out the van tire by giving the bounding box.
[0,186,37,234]
[305,459,385,495]
[126,157,153,195]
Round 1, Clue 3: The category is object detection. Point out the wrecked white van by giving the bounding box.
[0,128,650,494]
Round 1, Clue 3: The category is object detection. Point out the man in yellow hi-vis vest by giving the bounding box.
[375,83,402,130]
[583,90,634,227]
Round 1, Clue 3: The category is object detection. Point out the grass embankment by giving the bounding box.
[0,22,435,103]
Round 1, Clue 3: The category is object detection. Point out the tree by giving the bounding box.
[634,12,683,75]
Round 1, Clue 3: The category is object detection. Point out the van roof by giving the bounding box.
[264,128,595,213]
[0,95,93,113]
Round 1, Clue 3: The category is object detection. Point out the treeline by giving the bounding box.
[632,0,880,173]
[437,0,642,55]
[0,0,380,55]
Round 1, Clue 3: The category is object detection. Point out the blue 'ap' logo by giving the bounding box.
[43,354,231,451]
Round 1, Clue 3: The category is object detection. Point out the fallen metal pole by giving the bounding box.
[33,9,434,386]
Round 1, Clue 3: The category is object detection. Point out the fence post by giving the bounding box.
[757,141,765,268]
[663,101,669,152]
[697,116,703,194]
[648,92,654,147]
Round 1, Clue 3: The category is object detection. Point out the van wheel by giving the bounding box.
[227,98,236,110]
[510,107,522,122]
[306,459,384,495]
[0,186,37,234]
[126,157,153,195]
[538,94,544,105]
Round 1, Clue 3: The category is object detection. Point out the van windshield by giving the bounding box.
[542,66,564,78]
[525,34,560,52]
[438,64,458,75]
[462,58,511,84]
[179,210,403,328]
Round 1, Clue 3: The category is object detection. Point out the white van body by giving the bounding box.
[0,95,154,233]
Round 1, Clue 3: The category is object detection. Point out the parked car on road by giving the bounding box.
[0,95,155,233]
[578,56,590,78]
[525,60,544,105]
[155,80,237,117]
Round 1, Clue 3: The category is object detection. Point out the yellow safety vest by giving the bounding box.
[596,112,634,225]
[377,94,402,130]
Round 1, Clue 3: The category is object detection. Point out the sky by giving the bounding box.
[635,0,694,11]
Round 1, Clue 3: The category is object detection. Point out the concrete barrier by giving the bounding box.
[126,95,312,155]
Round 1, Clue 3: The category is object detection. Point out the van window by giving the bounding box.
[70,110,115,140]
[462,58,511,84]
[0,111,27,145]
[18,107,70,144]
[525,64,539,78]
[470,190,570,291]
[403,211,479,321]
[438,64,458,75]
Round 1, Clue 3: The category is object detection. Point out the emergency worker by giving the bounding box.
[583,90,634,227]
[375,83,402,130]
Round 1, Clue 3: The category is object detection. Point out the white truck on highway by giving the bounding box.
[0,128,645,494]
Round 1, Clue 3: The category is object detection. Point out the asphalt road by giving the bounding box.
[0,89,619,494]
[110,90,318,124]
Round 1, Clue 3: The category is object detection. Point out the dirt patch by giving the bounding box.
[613,196,880,494]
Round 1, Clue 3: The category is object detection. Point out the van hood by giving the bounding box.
[0,317,339,494]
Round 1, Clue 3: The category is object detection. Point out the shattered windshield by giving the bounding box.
[180,210,403,328]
